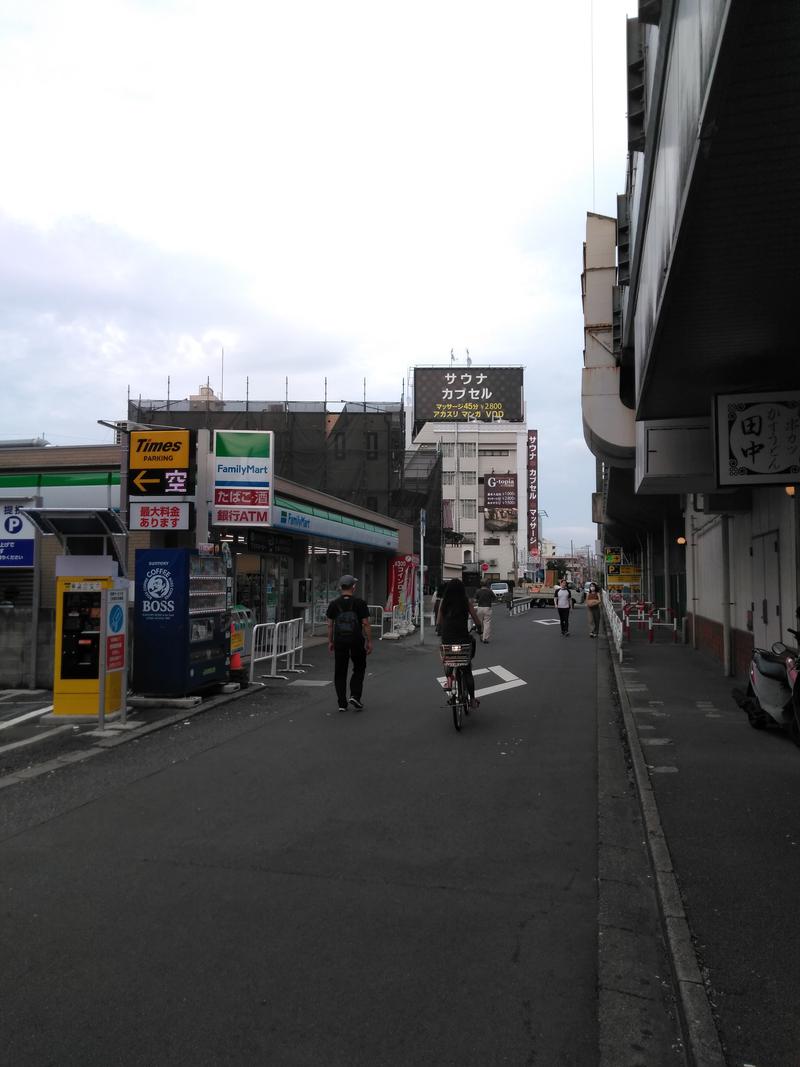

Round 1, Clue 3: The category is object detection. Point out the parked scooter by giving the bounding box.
[733,620,800,744]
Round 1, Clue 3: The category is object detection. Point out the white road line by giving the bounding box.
[0,706,54,731]
[437,665,527,699]
[288,680,331,687]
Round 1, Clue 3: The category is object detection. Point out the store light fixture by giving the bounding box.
[676,536,687,545]
[786,485,796,497]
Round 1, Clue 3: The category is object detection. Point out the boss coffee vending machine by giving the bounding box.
[133,546,229,696]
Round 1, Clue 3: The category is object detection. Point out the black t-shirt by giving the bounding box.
[326,595,369,644]
[474,587,493,607]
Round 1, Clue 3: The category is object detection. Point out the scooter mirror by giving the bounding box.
[772,641,788,656]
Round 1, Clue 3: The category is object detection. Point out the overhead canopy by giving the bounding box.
[19,508,128,574]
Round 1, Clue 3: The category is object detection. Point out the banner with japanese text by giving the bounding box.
[527,430,539,556]
[413,366,523,426]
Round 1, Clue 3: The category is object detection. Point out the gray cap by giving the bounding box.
[340,574,357,588]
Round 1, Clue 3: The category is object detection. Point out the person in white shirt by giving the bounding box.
[554,579,572,636]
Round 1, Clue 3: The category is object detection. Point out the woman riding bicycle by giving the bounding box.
[436,579,482,709]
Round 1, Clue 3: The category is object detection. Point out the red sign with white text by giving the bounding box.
[214,488,270,507]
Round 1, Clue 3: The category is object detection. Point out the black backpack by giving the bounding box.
[333,597,360,643]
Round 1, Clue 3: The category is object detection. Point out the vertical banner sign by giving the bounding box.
[105,588,127,672]
[212,431,274,527]
[527,430,539,556]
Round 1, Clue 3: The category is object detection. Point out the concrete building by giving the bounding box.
[408,366,528,585]
[581,2,799,675]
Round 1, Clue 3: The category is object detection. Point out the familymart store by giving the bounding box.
[219,477,412,632]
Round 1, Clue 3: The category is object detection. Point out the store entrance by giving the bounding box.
[235,553,291,625]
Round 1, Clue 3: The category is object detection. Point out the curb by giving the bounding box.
[609,648,727,1067]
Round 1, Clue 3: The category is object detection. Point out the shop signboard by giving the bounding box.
[0,502,35,567]
[105,588,127,672]
[128,430,193,497]
[484,473,517,532]
[274,503,399,551]
[413,366,524,425]
[212,430,274,527]
[716,390,800,485]
[527,430,538,555]
[129,501,191,531]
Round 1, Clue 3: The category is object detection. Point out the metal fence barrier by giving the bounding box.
[250,618,314,683]
[602,590,624,664]
[367,604,390,640]
[508,596,534,617]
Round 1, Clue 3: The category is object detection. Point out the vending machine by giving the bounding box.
[133,547,229,696]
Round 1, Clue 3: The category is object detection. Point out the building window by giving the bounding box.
[483,537,500,546]
[460,470,476,486]
[460,499,477,519]
[335,433,346,459]
[460,532,476,544]
[442,471,455,486]
[458,441,477,458]
[366,432,378,460]
[440,442,455,458]
[478,449,510,456]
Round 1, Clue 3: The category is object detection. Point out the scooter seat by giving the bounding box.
[753,650,789,681]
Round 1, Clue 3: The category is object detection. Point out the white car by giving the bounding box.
[490,581,510,600]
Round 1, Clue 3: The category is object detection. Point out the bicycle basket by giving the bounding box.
[440,643,471,666]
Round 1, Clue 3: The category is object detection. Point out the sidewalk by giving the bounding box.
[610,629,800,1067]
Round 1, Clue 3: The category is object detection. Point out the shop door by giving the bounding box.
[752,531,781,649]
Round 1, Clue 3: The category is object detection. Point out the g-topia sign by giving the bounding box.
[129,431,190,469]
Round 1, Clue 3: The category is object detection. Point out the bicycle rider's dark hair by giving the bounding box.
[440,578,469,618]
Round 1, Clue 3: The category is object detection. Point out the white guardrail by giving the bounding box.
[602,590,624,663]
[250,618,314,683]
[508,596,534,617]
[381,606,415,641]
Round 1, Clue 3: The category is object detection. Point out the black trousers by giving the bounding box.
[557,607,571,633]
[333,641,367,705]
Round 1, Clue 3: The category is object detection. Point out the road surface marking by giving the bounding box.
[288,680,331,687]
[437,665,527,699]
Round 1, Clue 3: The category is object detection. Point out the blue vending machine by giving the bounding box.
[133,547,230,696]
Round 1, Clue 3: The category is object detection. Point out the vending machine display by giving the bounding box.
[133,548,229,696]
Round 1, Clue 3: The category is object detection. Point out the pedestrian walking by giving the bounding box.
[585,582,601,638]
[554,578,572,636]
[473,581,494,643]
[326,575,373,712]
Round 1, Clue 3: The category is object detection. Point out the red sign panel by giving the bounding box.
[106,635,125,671]
[214,488,270,507]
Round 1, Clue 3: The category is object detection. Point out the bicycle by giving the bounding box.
[440,641,476,731]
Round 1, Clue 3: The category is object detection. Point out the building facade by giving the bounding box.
[408,366,528,585]
[581,1,800,675]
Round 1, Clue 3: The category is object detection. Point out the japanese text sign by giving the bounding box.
[413,366,523,425]
[716,391,800,485]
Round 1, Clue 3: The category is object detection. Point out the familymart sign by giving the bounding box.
[212,430,274,527]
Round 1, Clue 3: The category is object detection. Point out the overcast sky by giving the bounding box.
[0,0,635,553]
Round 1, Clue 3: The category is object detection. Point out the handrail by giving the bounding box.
[602,590,624,663]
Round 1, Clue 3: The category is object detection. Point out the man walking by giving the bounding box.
[474,581,494,643]
[554,578,572,636]
[326,575,373,712]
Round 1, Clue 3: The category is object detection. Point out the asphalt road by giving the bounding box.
[1,607,682,1066]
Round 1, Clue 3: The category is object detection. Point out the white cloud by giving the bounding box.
[0,0,636,549]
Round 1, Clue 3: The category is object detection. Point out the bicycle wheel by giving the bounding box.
[452,670,464,731]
